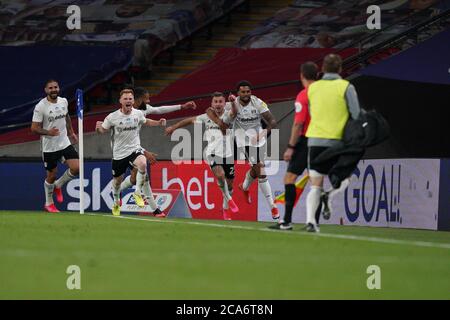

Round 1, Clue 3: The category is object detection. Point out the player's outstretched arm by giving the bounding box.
[144,118,166,127]
[165,117,196,136]
[206,108,229,135]
[146,101,196,116]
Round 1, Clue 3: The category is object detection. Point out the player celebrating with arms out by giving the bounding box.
[165,92,239,220]
[208,81,279,220]
[118,87,197,205]
[95,89,166,217]
[31,79,79,213]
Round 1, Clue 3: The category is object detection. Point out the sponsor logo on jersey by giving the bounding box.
[48,114,65,122]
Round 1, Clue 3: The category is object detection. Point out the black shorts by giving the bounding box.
[308,146,335,175]
[43,145,78,171]
[112,149,145,178]
[243,145,266,165]
[207,154,235,180]
[287,136,308,176]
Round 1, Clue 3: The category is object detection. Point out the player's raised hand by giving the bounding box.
[48,127,60,136]
[181,101,196,110]
[165,126,175,136]
[159,118,167,127]
[228,94,236,102]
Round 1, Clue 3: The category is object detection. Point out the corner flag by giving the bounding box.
[274,174,309,206]
[76,89,85,214]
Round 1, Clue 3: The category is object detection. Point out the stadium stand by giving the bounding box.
[0,0,246,130]
[0,0,449,151]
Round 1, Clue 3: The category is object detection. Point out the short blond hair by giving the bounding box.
[119,89,134,97]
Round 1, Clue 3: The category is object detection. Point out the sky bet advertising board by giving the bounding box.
[1,159,449,230]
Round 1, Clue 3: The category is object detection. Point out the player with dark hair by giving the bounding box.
[165,92,239,220]
[209,80,280,219]
[31,79,79,213]
[95,89,167,217]
[269,62,319,230]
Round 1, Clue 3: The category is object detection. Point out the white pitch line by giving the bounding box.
[86,213,450,250]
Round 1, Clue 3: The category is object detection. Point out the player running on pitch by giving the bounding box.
[208,81,279,219]
[165,92,239,220]
[118,87,197,207]
[95,89,166,217]
[31,79,79,213]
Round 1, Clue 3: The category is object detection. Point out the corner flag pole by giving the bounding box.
[76,89,84,214]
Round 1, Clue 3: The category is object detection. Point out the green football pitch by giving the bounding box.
[1,211,449,299]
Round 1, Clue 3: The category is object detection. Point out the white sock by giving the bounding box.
[223,187,233,209]
[258,177,275,209]
[142,174,157,211]
[112,180,120,203]
[44,180,55,206]
[306,186,322,225]
[54,169,75,188]
[135,170,145,195]
[218,179,231,209]
[242,170,255,191]
[328,178,351,203]
[218,180,231,201]
[120,175,133,193]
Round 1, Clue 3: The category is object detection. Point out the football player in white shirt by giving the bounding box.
[95,89,166,217]
[118,87,197,201]
[208,81,280,220]
[164,92,239,220]
[31,79,79,213]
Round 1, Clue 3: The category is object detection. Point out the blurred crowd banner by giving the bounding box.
[237,0,450,49]
[0,1,244,51]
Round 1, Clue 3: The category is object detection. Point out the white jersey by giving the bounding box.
[226,95,269,147]
[143,104,181,116]
[32,97,71,153]
[195,113,233,158]
[102,108,147,160]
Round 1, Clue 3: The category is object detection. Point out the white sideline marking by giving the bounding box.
[86,214,450,250]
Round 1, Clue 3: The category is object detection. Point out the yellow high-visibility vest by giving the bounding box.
[306,79,349,140]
